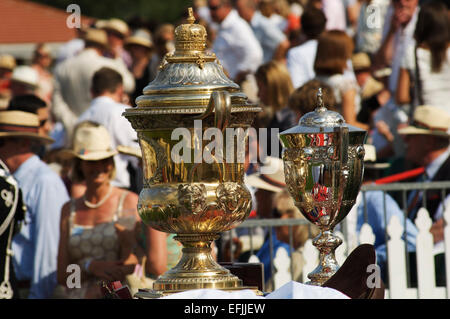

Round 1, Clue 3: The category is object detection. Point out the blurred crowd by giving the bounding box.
[0,0,449,298]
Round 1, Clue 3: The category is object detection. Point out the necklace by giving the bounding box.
[83,184,113,209]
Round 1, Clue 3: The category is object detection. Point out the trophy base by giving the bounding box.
[134,286,263,299]
[140,233,264,296]
[307,230,342,286]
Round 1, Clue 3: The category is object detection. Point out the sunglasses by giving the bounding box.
[208,4,222,11]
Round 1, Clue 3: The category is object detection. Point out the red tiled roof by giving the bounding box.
[0,0,92,44]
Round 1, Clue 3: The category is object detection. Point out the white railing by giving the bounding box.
[240,207,449,298]
[230,181,450,298]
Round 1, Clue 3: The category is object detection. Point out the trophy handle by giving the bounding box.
[192,90,231,131]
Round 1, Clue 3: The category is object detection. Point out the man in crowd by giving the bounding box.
[208,0,263,83]
[400,105,450,240]
[52,28,135,145]
[77,67,139,191]
[0,110,69,298]
[286,7,327,89]
[399,104,450,286]
[371,0,419,158]
[234,0,290,63]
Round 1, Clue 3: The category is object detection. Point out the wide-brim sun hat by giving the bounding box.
[0,110,54,144]
[11,66,39,88]
[398,105,450,138]
[117,145,142,158]
[60,125,118,161]
[352,52,371,71]
[0,54,16,71]
[83,28,108,47]
[124,29,153,50]
[245,156,286,193]
[102,18,129,38]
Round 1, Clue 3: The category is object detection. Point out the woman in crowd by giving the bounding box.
[255,60,296,158]
[56,123,140,298]
[396,0,450,116]
[314,30,368,130]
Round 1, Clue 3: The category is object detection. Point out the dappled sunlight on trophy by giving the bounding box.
[279,89,367,285]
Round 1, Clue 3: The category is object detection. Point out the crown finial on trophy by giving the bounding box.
[173,7,207,55]
[187,7,195,24]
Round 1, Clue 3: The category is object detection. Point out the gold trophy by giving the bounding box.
[123,8,260,297]
[279,89,367,285]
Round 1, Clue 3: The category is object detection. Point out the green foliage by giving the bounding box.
[31,0,192,24]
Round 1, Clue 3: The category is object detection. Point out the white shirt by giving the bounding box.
[401,46,450,114]
[287,39,318,89]
[77,96,139,189]
[250,11,287,63]
[287,40,357,89]
[52,49,135,141]
[322,0,347,31]
[212,10,263,80]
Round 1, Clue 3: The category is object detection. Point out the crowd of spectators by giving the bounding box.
[0,0,449,297]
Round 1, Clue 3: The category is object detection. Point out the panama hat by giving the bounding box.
[363,144,390,170]
[0,110,54,144]
[11,66,39,88]
[245,157,286,193]
[83,28,108,47]
[352,52,371,71]
[61,125,118,161]
[125,29,153,50]
[102,18,129,38]
[117,145,142,158]
[0,55,16,71]
[398,105,450,138]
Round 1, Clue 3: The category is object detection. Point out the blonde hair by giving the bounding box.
[255,61,294,111]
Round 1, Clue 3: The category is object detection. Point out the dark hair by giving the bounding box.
[314,30,354,75]
[7,94,47,114]
[300,7,327,39]
[91,67,123,96]
[414,0,450,72]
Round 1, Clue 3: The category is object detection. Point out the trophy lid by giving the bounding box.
[280,88,365,135]
[129,7,259,115]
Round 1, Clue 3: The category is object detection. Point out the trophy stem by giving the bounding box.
[152,233,242,293]
[307,229,343,286]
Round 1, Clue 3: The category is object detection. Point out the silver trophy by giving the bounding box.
[279,89,367,285]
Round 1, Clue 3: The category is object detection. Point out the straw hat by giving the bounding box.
[398,105,450,138]
[363,144,390,170]
[352,52,371,71]
[125,29,153,50]
[0,110,54,144]
[11,66,39,88]
[102,18,129,37]
[117,145,142,158]
[245,157,286,193]
[61,125,118,161]
[0,54,16,71]
[83,28,108,47]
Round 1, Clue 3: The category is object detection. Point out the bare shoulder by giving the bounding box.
[121,189,139,219]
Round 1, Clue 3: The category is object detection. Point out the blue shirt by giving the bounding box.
[11,155,69,298]
[356,190,418,269]
[256,229,291,283]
